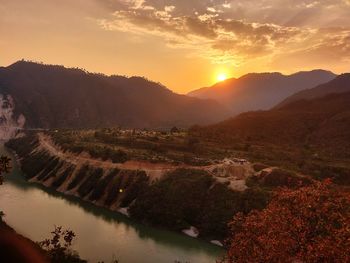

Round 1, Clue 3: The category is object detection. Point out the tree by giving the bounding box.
[38,226,87,263]
[223,180,350,263]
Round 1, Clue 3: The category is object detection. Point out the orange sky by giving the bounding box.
[1,0,349,93]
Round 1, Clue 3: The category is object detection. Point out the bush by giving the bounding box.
[39,226,87,263]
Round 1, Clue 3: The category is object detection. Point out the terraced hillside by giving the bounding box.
[8,130,296,241]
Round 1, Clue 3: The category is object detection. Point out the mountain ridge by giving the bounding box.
[0,61,230,129]
[276,73,350,108]
[188,69,336,115]
[190,73,350,159]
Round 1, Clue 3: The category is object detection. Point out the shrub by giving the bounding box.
[39,226,87,263]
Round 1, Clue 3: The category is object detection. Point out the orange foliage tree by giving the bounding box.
[223,180,350,263]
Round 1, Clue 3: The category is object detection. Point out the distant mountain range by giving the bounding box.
[191,74,350,160]
[276,73,350,108]
[188,70,336,115]
[0,61,230,129]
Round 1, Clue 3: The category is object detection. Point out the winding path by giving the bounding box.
[37,132,181,179]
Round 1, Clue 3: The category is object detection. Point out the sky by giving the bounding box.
[1,0,350,93]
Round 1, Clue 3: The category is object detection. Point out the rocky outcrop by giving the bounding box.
[207,158,253,191]
[0,94,25,140]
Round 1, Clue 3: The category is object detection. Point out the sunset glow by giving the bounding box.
[1,0,349,93]
[0,1,349,262]
[217,73,228,82]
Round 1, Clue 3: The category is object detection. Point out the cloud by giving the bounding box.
[96,0,350,67]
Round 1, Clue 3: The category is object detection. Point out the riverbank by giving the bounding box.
[0,148,224,262]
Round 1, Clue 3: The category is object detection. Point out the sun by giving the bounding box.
[217,73,228,82]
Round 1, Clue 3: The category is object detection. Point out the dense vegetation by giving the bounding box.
[50,128,227,165]
[222,181,350,263]
[130,169,270,239]
[190,91,350,185]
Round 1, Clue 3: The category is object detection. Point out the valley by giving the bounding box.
[7,112,335,246]
[1,70,349,262]
[2,1,350,261]
[6,129,271,242]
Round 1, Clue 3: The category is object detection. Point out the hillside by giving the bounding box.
[6,131,270,240]
[188,70,336,115]
[276,73,350,108]
[0,61,229,129]
[190,92,350,183]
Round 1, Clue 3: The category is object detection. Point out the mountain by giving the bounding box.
[276,73,350,108]
[188,70,336,115]
[0,61,230,129]
[191,92,350,162]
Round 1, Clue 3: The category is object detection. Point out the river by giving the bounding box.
[0,145,224,263]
